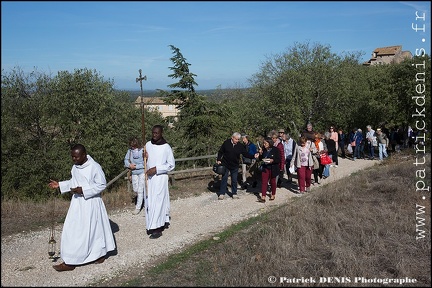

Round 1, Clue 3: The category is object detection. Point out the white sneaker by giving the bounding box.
[218,195,224,200]
[132,209,141,215]
[232,194,240,199]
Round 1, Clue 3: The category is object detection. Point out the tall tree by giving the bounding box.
[160,45,228,159]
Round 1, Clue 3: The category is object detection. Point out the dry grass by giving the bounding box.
[93,151,431,287]
[1,173,215,237]
[2,152,431,287]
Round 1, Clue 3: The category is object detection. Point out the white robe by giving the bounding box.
[58,155,116,265]
[145,141,175,233]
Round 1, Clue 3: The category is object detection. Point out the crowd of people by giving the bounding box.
[219,122,405,201]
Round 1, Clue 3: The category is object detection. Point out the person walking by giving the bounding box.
[270,130,285,188]
[376,128,389,161]
[301,122,315,142]
[353,128,364,161]
[366,125,377,160]
[282,132,297,183]
[290,136,317,193]
[323,132,336,178]
[144,125,175,239]
[48,144,116,272]
[216,132,258,200]
[329,126,339,167]
[124,137,146,215]
[338,128,346,159]
[257,137,280,202]
[312,132,326,184]
[240,134,257,189]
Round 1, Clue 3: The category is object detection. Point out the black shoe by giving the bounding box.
[149,232,162,239]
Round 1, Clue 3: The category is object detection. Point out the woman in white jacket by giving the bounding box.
[290,136,317,193]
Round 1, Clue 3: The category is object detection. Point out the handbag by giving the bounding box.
[347,144,353,154]
[242,155,252,165]
[212,163,226,175]
[289,165,296,174]
[320,153,332,165]
[312,154,320,169]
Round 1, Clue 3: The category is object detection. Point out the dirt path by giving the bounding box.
[1,157,379,287]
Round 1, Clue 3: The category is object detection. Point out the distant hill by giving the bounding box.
[119,89,241,101]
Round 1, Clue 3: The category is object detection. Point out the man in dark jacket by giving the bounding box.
[301,123,315,142]
[217,132,257,200]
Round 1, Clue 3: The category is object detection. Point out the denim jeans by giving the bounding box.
[368,143,375,159]
[378,143,388,160]
[323,164,330,178]
[219,166,239,195]
[353,145,361,159]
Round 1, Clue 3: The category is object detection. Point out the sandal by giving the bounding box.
[269,195,275,201]
[257,197,266,203]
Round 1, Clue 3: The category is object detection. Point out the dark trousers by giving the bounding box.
[219,167,239,195]
[368,143,375,159]
[285,157,293,180]
[339,143,346,158]
[331,151,338,165]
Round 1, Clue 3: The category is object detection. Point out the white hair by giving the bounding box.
[232,132,242,139]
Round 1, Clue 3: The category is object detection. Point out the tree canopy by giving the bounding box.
[1,42,430,201]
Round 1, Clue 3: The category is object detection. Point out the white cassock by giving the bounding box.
[145,141,175,234]
[58,155,116,265]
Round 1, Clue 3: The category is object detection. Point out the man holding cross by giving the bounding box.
[144,125,175,239]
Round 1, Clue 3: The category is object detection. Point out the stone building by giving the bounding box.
[363,45,413,66]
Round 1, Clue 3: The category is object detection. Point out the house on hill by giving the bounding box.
[363,45,413,66]
[134,96,180,123]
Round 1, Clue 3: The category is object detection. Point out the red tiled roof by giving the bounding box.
[373,45,402,56]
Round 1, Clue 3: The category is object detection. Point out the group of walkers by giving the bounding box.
[216,122,398,202]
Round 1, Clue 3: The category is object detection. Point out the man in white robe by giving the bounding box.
[48,144,116,271]
[145,125,175,239]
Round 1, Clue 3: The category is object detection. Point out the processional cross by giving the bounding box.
[136,69,147,146]
[136,69,149,195]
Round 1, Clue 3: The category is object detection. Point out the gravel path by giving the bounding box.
[1,157,379,287]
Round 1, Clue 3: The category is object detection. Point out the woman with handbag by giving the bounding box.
[256,137,280,202]
[290,136,317,193]
[312,132,326,184]
[323,132,337,179]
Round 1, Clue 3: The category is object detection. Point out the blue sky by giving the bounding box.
[1,1,430,91]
